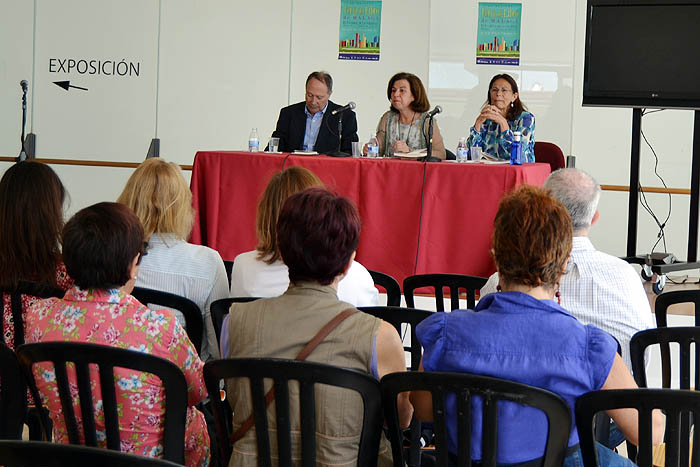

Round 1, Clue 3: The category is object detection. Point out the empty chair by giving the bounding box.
[0,343,24,439]
[131,286,204,354]
[16,342,189,464]
[0,440,185,467]
[381,371,571,467]
[654,290,700,328]
[576,389,681,467]
[534,141,566,171]
[204,358,384,466]
[210,296,261,347]
[403,273,487,311]
[367,269,402,307]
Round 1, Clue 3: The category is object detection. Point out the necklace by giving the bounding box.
[396,111,417,143]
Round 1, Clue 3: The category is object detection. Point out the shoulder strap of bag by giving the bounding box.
[229,308,358,444]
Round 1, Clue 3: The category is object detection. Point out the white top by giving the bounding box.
[135,233,229,362]
[481,236,654,370]
[230,250,379,307]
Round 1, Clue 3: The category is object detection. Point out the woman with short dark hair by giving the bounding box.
[0,161,73,350]
[366,72,446,159]
[25,202,210,466]
[411,185,662,467]
[224,188,412,466]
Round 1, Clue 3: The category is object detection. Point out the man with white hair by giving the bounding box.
[481,168,654,371]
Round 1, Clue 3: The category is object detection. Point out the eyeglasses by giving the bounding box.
[137,241,149,265]
[490,87,513,95]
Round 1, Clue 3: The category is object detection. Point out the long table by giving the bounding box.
[190,151,550,286]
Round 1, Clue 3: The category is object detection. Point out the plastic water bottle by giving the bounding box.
[367,133,379,158]
[456,137,468,162]
[248,128,260,152]
[510,131,522,165]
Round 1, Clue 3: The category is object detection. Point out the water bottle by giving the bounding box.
[456,137,468,162]
[367,133,379,158]
[248,128,260,152]
[510,131,522,165]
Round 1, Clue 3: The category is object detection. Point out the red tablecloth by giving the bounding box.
[190,151,550,285]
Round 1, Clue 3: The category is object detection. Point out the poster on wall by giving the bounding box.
[476,2,522,66]
[338,0,382,61]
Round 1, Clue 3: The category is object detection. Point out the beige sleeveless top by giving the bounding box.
[225,282,388,466]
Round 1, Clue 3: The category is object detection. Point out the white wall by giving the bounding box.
[0,0,698,265]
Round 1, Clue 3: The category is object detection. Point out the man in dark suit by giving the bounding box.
[271,71,358,154]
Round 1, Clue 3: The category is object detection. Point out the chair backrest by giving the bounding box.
[534,142,565,171]
[16,342,188,464]
[0,440,185,467]
[358,306,433,371]
[223,259,234,288]
[203,358,383,466]
[630,326,700,390]
[403,273,487,311]
[210,297,261,347]
[131,286,203,354]
[0,280,65,348]
[653,290,700,327]
[381,371,571,467]
[367,269,402,307]
[0,343,25,439]
[576,388,700,467]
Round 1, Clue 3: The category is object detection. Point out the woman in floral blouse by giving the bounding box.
[466,73,536,162]
[25,202,210,466]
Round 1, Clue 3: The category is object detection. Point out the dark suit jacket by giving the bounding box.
[271,101,358,154]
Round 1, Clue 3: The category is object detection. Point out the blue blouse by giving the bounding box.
[416,291,616,463]
[467,111,536,162]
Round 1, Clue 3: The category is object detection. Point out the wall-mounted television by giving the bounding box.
[583,0,700,109]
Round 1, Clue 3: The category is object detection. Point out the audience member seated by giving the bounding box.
[222,188,411,466]
[481,168,654,371]
[117,158,228,362]
[411,185,663,467]
[229,166,378,306]
[365,72,446,159]
[25,202,210,466]
[0,161,73,350]
[466,73,535,162]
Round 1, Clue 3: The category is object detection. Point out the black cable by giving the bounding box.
[638,109,671,254]
[281,153,291,170]
[413,161,428,275]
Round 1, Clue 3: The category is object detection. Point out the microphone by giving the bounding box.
[20,80,28,92]
[331,101,356,116]
[427,105,442,117]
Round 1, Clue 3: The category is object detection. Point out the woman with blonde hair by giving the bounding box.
[117,157,228,362]
[229,166,378,306]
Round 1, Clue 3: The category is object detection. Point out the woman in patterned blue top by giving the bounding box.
[467,73,535,162]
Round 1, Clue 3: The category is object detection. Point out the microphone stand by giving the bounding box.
[18,85,28,162]
[328,113,350,157]
[422,115,436,162]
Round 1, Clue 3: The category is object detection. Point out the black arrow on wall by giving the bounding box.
[53,81,88,91]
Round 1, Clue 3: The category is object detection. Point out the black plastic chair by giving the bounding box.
[654,290,700,328]
[0,440,185,466]
[203,357,383,466]
[210,297,261,348]
[0,343,24,439]
[367,269,402,307]
[0,280,65,348]
[16,342,188,464]
[403,273,487,311]
[381,371,571,467]
[576,388,700,467]
[223,259,234,288]
[131,286,203,354]
[358,306,433,372]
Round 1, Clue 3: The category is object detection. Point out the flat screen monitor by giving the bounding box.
[583,0,700,109]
